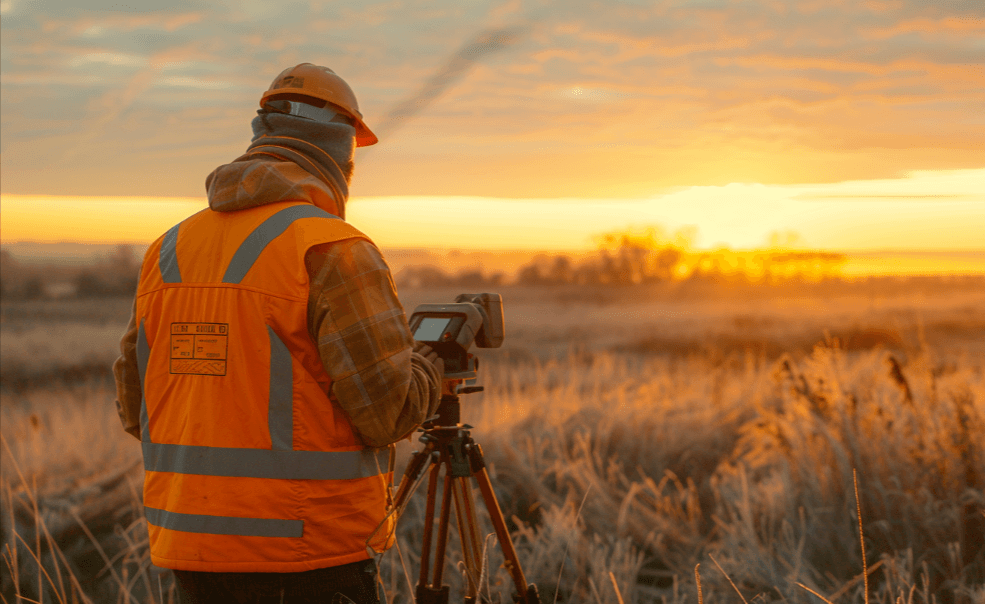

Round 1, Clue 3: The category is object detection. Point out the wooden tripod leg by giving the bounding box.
[470,444,535,603]
[392,443,435,515]
[431,457,455,587]
[418,461,442,589]
[452,477,485,599]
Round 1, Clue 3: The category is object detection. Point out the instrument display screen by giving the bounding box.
[414,317,452,342]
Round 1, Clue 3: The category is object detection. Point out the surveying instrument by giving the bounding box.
[391,293,540,604]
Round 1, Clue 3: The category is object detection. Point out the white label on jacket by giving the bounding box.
[170,323,228,376]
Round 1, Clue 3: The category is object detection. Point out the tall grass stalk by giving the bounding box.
[854,469,868,604]
[695,564,703,604]
[708,554,748,604]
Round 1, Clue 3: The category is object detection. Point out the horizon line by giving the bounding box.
[3,240,985,255]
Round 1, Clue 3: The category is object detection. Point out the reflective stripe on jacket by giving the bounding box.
[135,200,394,572]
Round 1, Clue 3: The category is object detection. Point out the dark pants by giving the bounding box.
[173,560,382,604]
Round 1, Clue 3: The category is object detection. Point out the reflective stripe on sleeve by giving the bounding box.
[158,224,182,283]
[222,205,339,284]
[137,319,151,443]
[142,442,390,480]
[267,326,294,451]
[144,506,303,538]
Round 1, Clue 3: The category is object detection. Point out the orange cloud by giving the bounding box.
[2,0,983,199]
[41,12,204,36]
[862,15,985,38]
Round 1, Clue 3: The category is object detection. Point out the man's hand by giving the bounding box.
[412,342,461,396]
[413,342,443,378]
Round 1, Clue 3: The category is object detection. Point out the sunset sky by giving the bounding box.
[1,0,983,252]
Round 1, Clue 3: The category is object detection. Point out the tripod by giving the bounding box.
[390,393,540,604]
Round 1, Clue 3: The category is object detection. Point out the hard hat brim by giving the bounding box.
[354,123,378,147]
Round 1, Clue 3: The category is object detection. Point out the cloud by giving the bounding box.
[554,86,629,102]
[861,15,985,38]
[158,76,234,90]
[41,11,205,36]
[795,194,976,200]
[69,51,147,68]
[1,0,983,198]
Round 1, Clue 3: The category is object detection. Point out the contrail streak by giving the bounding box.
[370,23,531,142]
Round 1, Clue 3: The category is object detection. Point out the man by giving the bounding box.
[113,63,444,604]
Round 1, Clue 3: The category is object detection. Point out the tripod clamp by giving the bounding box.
[391,394,541,604]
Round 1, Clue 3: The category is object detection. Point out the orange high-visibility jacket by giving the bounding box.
[134,200,394,572]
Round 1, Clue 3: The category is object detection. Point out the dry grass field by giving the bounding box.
[2,277,983,604]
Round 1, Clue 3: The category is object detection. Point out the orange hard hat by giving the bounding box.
[260,63,378,147]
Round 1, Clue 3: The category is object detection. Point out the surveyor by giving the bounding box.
[112,63,444,604]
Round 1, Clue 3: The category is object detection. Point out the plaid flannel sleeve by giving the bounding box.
[306,239,442,448]
[113,290,143,440]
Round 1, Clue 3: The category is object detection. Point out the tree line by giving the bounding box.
[394,228,847,289]
[1,229,848,300]
[0,245,141,300]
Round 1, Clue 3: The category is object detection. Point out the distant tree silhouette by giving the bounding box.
[22,278,45,300]
[75,272,113,298]
[107,244,140,293]
[548,256,574,285]
[515,227,691,286]
[394,265,504,289]
[0,250,17,299]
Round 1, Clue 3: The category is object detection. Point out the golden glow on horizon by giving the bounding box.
[2,169,983,253]
[1,195,207,243]
[838,252,985,277]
